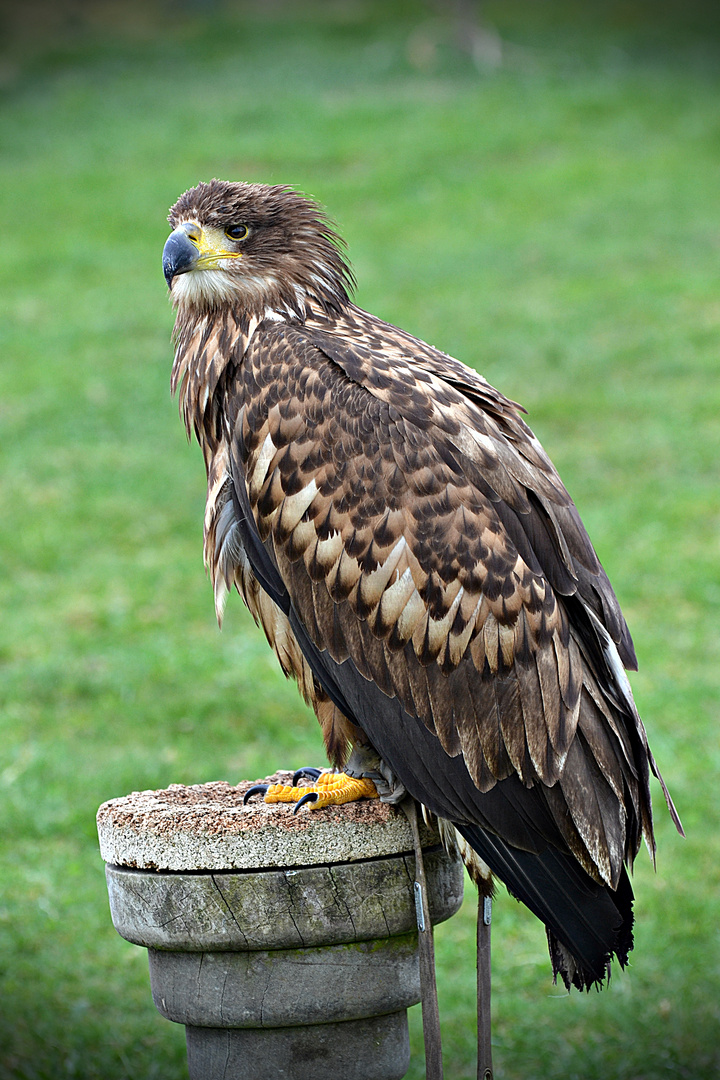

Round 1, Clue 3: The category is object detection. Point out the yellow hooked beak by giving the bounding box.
[163,222,240,286]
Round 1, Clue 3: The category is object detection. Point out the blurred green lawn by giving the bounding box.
[1,2,719,1077]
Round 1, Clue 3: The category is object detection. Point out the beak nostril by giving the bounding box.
[181,222,202,246]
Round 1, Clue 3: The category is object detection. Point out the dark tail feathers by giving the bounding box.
[454,822,634,991]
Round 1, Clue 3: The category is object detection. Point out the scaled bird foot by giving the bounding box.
[243,770,379,813]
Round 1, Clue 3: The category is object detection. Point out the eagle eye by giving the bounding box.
[225,224,248,241]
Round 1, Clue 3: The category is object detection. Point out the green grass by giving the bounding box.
[1,2,719,1077]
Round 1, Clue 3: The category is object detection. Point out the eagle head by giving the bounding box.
[163,179,354,318]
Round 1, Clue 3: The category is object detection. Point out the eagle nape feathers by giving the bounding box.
[162,179,682,992]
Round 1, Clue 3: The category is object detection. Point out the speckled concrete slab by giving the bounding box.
[97,772,440,871]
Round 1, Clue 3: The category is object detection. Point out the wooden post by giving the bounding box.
[97,776,464,1080]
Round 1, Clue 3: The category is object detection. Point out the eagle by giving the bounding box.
[162,179,681,993]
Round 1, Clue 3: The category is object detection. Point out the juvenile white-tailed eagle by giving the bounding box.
[162,180,681,991]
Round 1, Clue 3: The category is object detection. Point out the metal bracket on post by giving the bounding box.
[400,796,443,1080]
[477,893,493,1080]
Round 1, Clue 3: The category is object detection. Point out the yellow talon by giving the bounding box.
[263,773,378,808]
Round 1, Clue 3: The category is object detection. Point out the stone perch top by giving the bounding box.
[97,772,441,872]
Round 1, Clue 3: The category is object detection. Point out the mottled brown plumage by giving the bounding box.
[163,179,681,991]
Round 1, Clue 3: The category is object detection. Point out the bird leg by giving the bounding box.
[244,768,378,813]
[344,743,407,805]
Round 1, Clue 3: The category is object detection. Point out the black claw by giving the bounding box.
[292,766,323,785]
[293,791,319,814]
[243,784,269,804]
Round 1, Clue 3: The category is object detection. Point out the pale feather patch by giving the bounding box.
[424,586,464,662]
[588,609,638,717]
[354,536,407,614]
[375,566,416,629]
[498,621,515,667]
[326,548,362,598]
[214,528,248,627]
[249,432,278,500]
[290,517,317,557]
[394,586,427,644]
[203,478,247,627]
[203,452,231,541]
[277,478,319,535]
[307,530,344,573]
[172,267,241,309]
[453,423,497,459]
[447,593,483,667]
[483,613,500,672]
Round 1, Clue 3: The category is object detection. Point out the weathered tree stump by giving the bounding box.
[97,774,464,1080]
